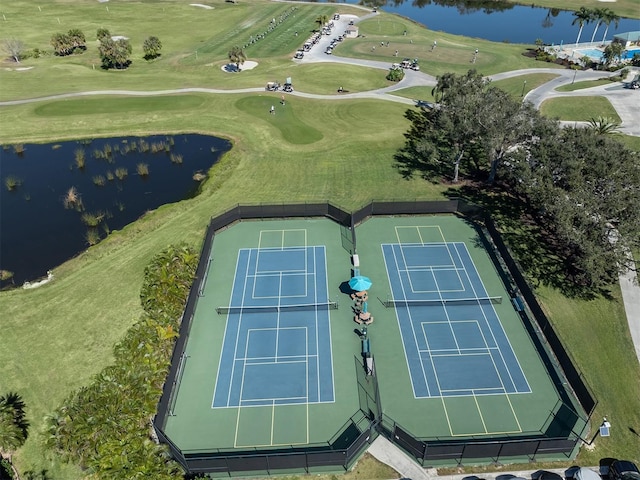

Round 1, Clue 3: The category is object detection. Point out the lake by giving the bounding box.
[335,0,639,45]
[0,134,231,287]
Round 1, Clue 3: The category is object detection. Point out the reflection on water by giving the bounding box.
[0,134,231,287]
[322,0,638,44]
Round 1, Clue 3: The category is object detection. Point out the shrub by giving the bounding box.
[74,149,86,169]
[386,67,404,82]
[92,175,106,186]
[136,163,150,176]
[44,244,197,477]
[62,186,83,210]
[4,175,22,191]
[169,153,183,164]
[115,167,128,180]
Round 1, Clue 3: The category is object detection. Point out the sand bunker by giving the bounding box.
[221,60,258,72]
[190,3,214,8]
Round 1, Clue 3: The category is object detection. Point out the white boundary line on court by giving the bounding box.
[210,251,245,409]
[453,243,531,394]
[384,243,433,398]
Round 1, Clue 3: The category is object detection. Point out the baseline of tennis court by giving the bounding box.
[212,243,335,410]
[382,226,530,401]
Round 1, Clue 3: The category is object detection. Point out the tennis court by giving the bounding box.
[355,215,564,439]
[162,219,360,454]
[381,225,530,400]
[212,241,335,412]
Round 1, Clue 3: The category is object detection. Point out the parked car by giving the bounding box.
[293,50,304,59]
[609,461,640,480]
[535,471,563,480]
[568,467,602,480]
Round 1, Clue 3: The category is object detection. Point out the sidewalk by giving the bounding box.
[367,436,595,480]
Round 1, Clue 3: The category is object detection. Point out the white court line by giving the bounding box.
[432,272,462,354]
[454,243,531,394]
[211,250,245,409]
[442,241,466,291]
[387,244,434,399]
[227,250,254,407]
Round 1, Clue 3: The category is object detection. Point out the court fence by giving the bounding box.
[154,200,596,475]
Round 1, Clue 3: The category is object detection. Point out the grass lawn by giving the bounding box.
[556,79,617,92]
[333,18,563,77]
[1,0,639,477]
[536,285,640,463]
[539,96,622,122]
[491,73,560,98]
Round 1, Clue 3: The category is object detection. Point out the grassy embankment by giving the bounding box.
[0,0,638,478]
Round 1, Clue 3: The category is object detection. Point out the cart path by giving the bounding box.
[1,17,639,370]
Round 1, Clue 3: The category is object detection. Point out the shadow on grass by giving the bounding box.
[448,185,610,299]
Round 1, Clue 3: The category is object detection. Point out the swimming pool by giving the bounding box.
[575,47,640,60]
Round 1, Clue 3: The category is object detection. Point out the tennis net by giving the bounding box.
[382,296,502,308]
[216,301,338,315]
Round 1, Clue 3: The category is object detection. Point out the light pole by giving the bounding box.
[521,80,527,97]
[572,69,578,84]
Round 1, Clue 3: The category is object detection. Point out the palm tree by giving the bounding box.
[589,8,606,44]
[0,392,29,460]
[600,9,620,44]
[588,116,621,135]
[572,7,593,46]
[315,14,329,31]
[227,45,246,71]
[602,41,625,67]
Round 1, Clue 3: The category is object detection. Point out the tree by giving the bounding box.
[571,7,593,46]
[227,45,246,71]
[602,41,624,67]
[589,7,605,44]
[67,28,86,52]
[600,9,620,44]
[315,14,329,31]
[143,36,162,59]
[2,38,24,63]
[0,392,29,459]
[98,37,132,69]
[50,32,73,56]
[397,70,553,184]
[96,28,111,41]
[51,29,86,56]
[502,128,640,288]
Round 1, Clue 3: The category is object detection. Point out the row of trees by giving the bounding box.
[396,70,640,292]
[571,6,620,46]
[45,244,197,478]
[2,28,161,67]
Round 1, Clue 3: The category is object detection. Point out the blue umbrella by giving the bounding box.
[349,275,372,291]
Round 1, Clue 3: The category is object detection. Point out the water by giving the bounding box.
[0,134,231,287]
[575,47,640,60]
[334,0,640,44]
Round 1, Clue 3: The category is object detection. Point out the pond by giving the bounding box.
[336,0,639,45]
[0,134,231,288]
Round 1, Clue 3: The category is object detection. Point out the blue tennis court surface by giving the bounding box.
[212,245,335,408]
[382,241,530,399]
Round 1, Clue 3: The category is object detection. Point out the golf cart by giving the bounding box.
[283,77,293,92]
[265,81,280,91]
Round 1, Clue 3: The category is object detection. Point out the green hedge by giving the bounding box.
[44,244,198,479]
